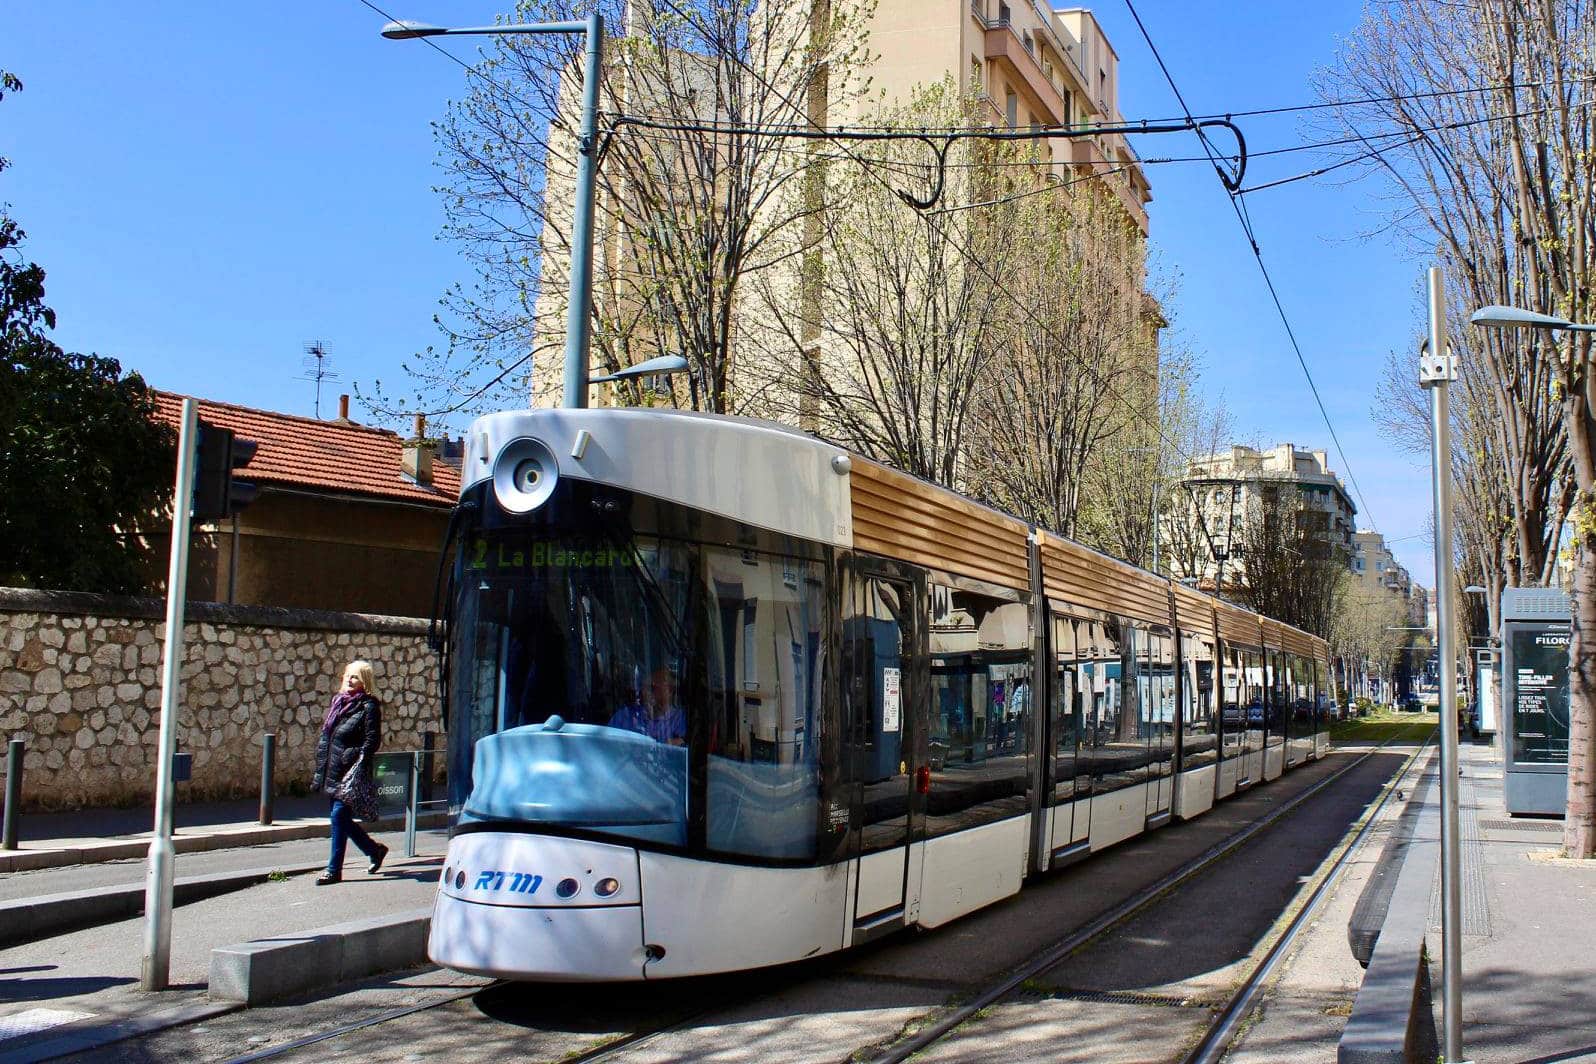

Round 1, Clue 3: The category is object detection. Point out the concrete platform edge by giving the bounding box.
[1338,771,1442,1064]
[208,906,434,1006]
[0,861,326,950]
[0,811,447,873]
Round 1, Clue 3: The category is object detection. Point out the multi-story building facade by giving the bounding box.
[1351,529,1412,597]
[1170,443,1357,591]
[863,1,1150,234]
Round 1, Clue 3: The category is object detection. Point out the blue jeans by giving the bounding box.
[328,798,379,873]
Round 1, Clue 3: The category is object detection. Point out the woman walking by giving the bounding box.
[311,659,388,885]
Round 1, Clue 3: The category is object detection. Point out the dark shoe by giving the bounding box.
[367,844,389,875]
[315,871,341,886]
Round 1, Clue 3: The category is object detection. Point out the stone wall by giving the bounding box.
[0,588,441,811]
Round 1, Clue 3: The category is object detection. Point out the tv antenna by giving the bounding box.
[297,341,340,418]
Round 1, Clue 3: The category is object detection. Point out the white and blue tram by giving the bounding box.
[428,408,1334,981]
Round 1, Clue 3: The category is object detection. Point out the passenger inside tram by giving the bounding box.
[607,667,687,746]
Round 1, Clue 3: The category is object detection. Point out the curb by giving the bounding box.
[1338,767,1442,1064]
[0,812,448,874]
[0,861,326,950]
[209,907,434,1006]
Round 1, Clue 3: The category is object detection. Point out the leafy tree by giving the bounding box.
[0,72,175,593]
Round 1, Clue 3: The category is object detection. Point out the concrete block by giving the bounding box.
[210,934,343,1006]
[209,907,433,1006]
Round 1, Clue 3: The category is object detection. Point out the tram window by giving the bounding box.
[1052,615,1087,802]
[1267,650,1288,744]
[1218,644,1247,759]
[1287,653,1312,743]
[1241,649,1267,753]
[450,521,830,861]
[1181,631,1219,770]
[1145,628,1176,778]
[925,580,1032,836]
[1088,617,1150,794]
[703,548,825,860]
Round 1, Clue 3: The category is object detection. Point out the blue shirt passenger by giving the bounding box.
[608,668,687,746]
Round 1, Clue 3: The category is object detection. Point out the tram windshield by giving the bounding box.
[449,484,829,861]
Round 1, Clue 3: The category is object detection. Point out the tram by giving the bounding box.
[428,408,1333,981]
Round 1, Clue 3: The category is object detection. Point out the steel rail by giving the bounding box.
[221,981,499,1064]
[1180,728,1437,1064]
[862,734,1428,1064]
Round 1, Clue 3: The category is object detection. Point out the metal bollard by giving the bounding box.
[258,733,275,826]
[2,739,22,850]
[420,730,436,805]
[404,753,420,858]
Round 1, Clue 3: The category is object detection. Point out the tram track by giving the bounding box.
[856,731,1437,1064]
[194,737,1428,1064]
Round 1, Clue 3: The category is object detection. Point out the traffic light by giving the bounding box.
[192,423,259,520]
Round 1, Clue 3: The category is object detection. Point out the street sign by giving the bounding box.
[373,753,413,819]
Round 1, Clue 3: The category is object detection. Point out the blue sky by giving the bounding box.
[3,1,1438,581]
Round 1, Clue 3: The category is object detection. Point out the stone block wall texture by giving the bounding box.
[0,588,441,811]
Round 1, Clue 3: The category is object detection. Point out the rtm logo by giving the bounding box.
[473,870,544,894]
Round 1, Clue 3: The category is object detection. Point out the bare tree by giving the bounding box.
[364,0,875,426]
[778,79,1027,486]
[1325,0,1595,854]
[968,181,1159,539]
[1232,482,1343,638]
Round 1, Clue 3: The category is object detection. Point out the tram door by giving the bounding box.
[842,561,923,941]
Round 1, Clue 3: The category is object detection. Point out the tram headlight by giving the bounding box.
[555,877,581,899]
[491,437,560,514]
[594,877,621,898]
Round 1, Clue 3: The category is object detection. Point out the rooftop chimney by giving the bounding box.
[402,413,434,486]
[338,394,350,420]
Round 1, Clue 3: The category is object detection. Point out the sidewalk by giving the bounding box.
[1443,737,1596,1062]
[0,826,443,1060]
[1,794,444,873]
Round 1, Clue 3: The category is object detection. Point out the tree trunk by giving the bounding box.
[1565,389,1596,859]
[1568,526,1596,858]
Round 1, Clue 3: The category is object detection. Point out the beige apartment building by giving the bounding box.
[528,1,1155,414]
[1170,443,1358,591]
[863,1,1150,234]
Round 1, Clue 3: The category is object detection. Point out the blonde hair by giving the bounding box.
[343,659,378,700]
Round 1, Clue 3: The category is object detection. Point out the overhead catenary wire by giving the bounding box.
[1121,0,1382,534]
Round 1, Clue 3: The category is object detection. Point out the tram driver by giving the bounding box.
[608,666,688,746]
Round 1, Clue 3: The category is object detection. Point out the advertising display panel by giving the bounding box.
[1510,626,1569,765]
[1500,587,1572,816]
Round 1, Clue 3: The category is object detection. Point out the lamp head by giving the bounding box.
[589,355,690,384]
[1469,304,1573,331]
[381,20,447,38]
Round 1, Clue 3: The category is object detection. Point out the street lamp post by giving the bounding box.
[1420,267,1465,1064]
[383,15,604,409]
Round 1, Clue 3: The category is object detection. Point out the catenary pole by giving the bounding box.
[142,398,198,990]
[560,11,604,410]
[1421,267,1465,1062]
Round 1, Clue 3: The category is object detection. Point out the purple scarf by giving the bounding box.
[322,690,362,735]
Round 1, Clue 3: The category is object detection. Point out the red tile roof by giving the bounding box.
[151,393,460,508]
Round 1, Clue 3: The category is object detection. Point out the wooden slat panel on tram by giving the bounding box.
[1217,602,1262,647]
[1038,532,1173,627]
[1172,583,1215,635]
[849,459,1030,590]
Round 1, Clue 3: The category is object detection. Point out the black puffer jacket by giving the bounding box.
[311,695,382,796]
